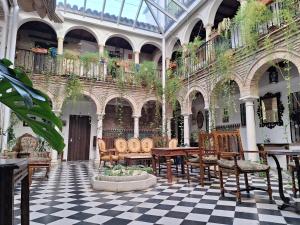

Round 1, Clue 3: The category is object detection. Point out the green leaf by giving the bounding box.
[0,59,65,152]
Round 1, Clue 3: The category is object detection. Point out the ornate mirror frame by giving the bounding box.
[257,92,285,129]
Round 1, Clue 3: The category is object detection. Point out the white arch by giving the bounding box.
[63,25,100,45]
[182,17,204,44]
[138,41,162,52]
[102,94,138,116]
[166,36,181,59]
[104,33,135,51]
[18,17,58,37]
[244,49,300,96]
[206,0,223,27]
[183,86,208,114]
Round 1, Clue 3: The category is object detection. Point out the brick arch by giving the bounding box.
[244,49,300,96]
[102,94,138,116]
[183,86,208,115]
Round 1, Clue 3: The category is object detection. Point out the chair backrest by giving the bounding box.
[168,138,178,148]
[199,131,215,151]
[128,138,141,153]
[98,139,106,152]
[153,136,168,147]
[213,130,244,157]
[141,138,154,153]
[17,133,38,154]
[115,138,128,153]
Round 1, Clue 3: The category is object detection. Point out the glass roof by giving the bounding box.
[56,0,197,33]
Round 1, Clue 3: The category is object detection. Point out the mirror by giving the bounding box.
[257,92,284,129]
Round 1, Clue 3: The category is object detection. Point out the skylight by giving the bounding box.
[56,0,197,33]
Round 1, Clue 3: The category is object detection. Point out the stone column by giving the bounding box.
[133,116,140,138]
[57,37,64,55]
[99,44,105,56]
[51,110,61,164]
[183,114,190,146]
[134,51,140,64]
[165,57,170,69]
[205,24,213,42]
[95,114,104,161]
[241,96,258,161]
[166,117,172,139]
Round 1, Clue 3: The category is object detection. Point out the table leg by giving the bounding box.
[270,155,290,209]
[21,174,29,225]
[0,169,14,225]
[166,156,172,183]
[293,156,300,212]
[181,156,185,175]
[28,166,34,186]
[152,155,157,176]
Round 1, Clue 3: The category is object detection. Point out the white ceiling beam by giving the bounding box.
[117,0,126,24]
[145,0,164,34]
[171,0,187,11]
[145,0,177,21]
[133,0,143,28]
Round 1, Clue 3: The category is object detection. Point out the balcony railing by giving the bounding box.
[15,1,300,83]
[15,49,162,83]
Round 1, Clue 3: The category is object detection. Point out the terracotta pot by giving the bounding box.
[260,0,273,5]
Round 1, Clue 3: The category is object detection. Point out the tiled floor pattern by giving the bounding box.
[14,161,300,225]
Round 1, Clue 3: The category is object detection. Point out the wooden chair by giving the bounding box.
[288,160,299,197]
[168,138,178,148]
[216,130,272,203]
[185,132,218,186]
[115,138,128,160]
[98,139,119,166]
[140,138,153,155]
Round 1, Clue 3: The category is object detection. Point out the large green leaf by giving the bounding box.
[0,59,65,152]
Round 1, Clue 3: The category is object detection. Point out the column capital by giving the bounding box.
[52,110,62,116]
[96,113,105,119]
[57,37,64,41]
[132,114,141,118]
[239,95,259,102]
[134,51,140,54]
[182,113,191,117]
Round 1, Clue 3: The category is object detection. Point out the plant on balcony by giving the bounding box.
[0,59,64,152]
[80,52,99,73]
[65,73,83,101]
[235,0,273,53]
[63,50,78,60]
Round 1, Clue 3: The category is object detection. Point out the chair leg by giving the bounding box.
[219,169,225,197]
[244,173,250,196]
[200,163,205,187]
[266,170,273,201]
[186,163,190,183]
[291,169,297,198]
[208,166,211,181]
[235,170,241,203]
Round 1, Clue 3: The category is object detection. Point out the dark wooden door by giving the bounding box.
[68,115,91,161]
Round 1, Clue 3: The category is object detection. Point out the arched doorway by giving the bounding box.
[61,95,97,161]
[103,98,134,139]
[140,100,162,137]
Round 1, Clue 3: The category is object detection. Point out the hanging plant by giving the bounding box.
[234,0,273,53]
[65,73,83,101]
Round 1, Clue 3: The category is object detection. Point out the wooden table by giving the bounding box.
[266,150,300,213]
[0,159,29,225]
[152,147,199,183]
[124,154,152,166]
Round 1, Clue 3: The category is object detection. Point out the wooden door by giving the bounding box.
[68,115,91,161]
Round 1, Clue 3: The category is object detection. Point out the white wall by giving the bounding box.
[61,97,97,161]
[255,64,300,144]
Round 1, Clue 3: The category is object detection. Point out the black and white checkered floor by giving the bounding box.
[14,161,300,225]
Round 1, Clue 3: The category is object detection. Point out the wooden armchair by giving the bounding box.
[185,131,218,186]
[98,139,119,166]
[127,138,141,155]
[216,130,272,203]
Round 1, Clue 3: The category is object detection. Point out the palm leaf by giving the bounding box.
[0,59,65,152]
